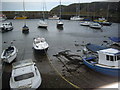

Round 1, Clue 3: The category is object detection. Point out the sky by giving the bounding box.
[1,0,120,11]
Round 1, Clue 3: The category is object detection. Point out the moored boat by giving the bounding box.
[82,48,120,77]
[89,22,102,29]
[48,15,60,20]
[70,16,84,21]
[0,14,7,21]
[0,22,13,32]
[1,46,18,63]
[38,20,48,29]
[33,37,49,52]
[80,21,90,26]
[22,25,29,33]
[57,20,63,28]
[10,59,42,89]
[14,16,27,19]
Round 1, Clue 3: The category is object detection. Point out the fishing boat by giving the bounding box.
[82,48,120,77]
[1,46,18,63]
[0,22,13,32]
[80,21,90,26]
[22,25,29,33]
[57,0,63,28]
[89,22,102,29]
[10,59,42,89]
[33,37,49,51]
[48,15,60,20]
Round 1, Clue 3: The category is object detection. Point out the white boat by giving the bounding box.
[0,14,7,21]
[33,37,49,51]
[89,22,102,29]
[1,46,18,63]
[80,21,90,26]
[70,16,84,21]
[0,22,13,32]
[10,59,42,89]
[57,0,63,28]
[48,15,60,20]
[38,20,48,29]
[57,20,63,27]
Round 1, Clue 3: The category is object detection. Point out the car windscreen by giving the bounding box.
[14,72,34,81]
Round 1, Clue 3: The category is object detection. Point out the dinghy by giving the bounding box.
[33,37,49,51]
[1,46,18,63]
[10,59,42,89]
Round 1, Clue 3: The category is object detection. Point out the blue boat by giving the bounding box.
[86,43,108,53]
[83,48,120,77]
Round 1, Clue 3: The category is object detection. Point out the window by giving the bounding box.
[117,55,120,61]
[110,56,114,61]
[106,55,109,60]
[14,72,34,81]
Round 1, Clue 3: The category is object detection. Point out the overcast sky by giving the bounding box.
[1,0,120,11]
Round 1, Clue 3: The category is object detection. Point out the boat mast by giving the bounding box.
[23,0,26,25]
[106,3,109,20]
[59,0,62,20]
[42,1,45,21]
[78,0,81,17]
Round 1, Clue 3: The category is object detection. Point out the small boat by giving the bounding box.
[14,16,27,19]
[80,21,90,26]
[0,22,13,32]
[70,16,84,21]
[94,18,112,26]
[82,48,120,77]
[33,37,49,51]
[57,20,63,28]
[38,20,47,29]
[48,15,60,20]
[1,46,18,63]
[0,14,7,21]
[22,25,29,33]
[10,59,42,89]
[89,22,102,29]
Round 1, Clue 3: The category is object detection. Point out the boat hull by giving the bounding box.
[14,17,27,19]
[33,47,48,52]
[83,59,120,77]
[38,25,47,29]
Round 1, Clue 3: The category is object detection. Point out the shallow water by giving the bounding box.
[1,19,119,89]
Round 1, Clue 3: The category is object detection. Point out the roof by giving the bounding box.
[12,65,35,77]
[98,48,120,56]
[12,59,34,69]
[109,37,120,43]
[86,43,108,53]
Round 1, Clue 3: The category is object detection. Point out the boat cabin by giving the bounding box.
[97,48,120,67]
